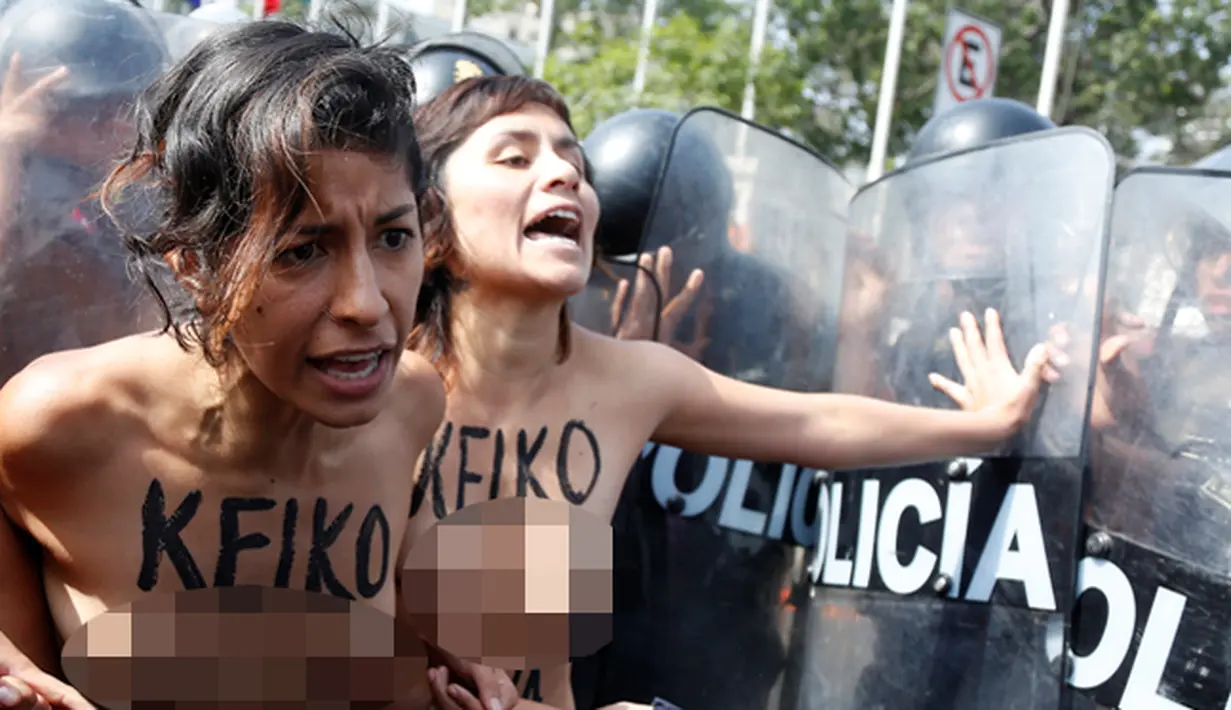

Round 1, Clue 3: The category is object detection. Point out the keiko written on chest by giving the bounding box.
[412,419,604,519]
[137,479,392,601]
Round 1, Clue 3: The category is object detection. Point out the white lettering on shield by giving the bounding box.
[1063,557,1218,710]
[643,443,821,546]
[805,475,1055,611]
[643,444,1054,610]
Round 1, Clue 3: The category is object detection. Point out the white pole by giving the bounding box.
[532,0,556,78]
[631,0,660,98]
[251,0,265,19]
[450,0,467,32]
[866,0,910,183]
[739,0,772,121]
[375,0,391,38]
[308,0,324,23]
[1035,0,1070,119]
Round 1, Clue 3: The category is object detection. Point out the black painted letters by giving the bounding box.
[355,506,390,599]
[214,497,275,587]
[137,480,389,600]
[274,498,298,588]
[489,430,505,500]
[458,426,490,510]
[307,499,356,600]
[410,420,608,518]
[414,423,452,519]
[517,427,550,499]
[138,479,206,591]
[556,420,601,505]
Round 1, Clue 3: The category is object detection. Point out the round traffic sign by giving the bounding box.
[943,24,995,102]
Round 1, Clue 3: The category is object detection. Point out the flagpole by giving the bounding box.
[532,0,555,78]
[739,0,772,121]
[631,0,660,100]
[866,0,909,183]
[1035,0,1069,118]
[450,0,467,31]
[375,0,391,38]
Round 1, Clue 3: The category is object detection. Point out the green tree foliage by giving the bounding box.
[782,0,1231,167]
[545,11,804,137]
[546,0,1231,166]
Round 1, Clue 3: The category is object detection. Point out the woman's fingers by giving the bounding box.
[929,373,973,410]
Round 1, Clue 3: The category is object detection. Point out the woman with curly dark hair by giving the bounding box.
[0,19,516,710]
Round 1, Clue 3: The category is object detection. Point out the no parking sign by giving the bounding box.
[932,8,1003,116]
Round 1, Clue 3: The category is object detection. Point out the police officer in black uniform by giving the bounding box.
[0,0,169,383]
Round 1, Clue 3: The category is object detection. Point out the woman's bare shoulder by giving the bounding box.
[571,324,693,383]
[0,333,171,478]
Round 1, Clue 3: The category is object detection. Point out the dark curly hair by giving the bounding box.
[101,20,425,366]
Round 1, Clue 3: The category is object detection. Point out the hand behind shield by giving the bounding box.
[928,309,1060,433]
[1049,310,1148,431]
[0,54,69,147]
[611,246,709,358]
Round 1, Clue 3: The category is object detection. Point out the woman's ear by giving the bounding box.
[163,249,206,295]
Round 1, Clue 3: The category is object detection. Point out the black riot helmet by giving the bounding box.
[0,0,169,105]
[908,97,1055,164]
[582,108,734,258]
[404,31,526,107]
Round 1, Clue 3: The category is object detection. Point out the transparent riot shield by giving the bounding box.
[0,0,192,385]
[787,128,1115,710]
[159,11,238,61]
[569,108,851,710]
[1066,167,1231,710]
[1193,145,1231,171]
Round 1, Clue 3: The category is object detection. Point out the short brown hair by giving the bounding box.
[101,21,424,367]
[408,76,577,389]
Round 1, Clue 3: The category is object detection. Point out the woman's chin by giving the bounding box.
[526,265,592,300]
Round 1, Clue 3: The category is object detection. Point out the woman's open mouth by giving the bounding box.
[313,351,382,379]
[307,349,394,397]
[524,208,582,246]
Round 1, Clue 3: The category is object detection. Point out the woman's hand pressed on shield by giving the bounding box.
[610,246,709,358]
[0,54,68,147]
[648,306,1060,472]
[928,309,1061,431]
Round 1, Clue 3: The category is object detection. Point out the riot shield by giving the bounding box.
[1066,167,1231,710]
[569,108,851,710]
[0,0,192,385]
[1192,144,1231,171]
[788,128,1115,710]
[160,10,239,61]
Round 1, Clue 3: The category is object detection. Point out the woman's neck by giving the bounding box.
[449,287,567,404]
[191,358,319,473]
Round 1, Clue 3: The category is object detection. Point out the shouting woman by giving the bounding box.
[0,19,516,710]
[403,75,1059,709]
